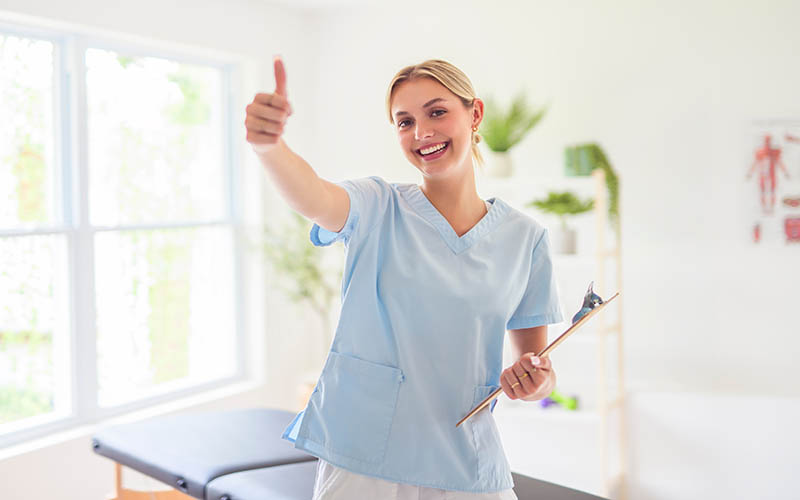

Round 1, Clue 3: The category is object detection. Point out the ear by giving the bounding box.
[471,98,484,129]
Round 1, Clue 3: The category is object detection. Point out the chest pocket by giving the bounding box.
[304,351,405,463]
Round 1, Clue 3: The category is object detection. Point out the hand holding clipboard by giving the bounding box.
[456,282,620,427]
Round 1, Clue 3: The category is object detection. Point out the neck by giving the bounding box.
[418,166,486,222]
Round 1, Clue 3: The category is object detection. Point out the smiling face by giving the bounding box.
[390,77,482,178]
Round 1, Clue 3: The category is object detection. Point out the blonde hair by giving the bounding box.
[385,59,484,170]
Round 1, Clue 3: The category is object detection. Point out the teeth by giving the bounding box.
[420,142,447,155]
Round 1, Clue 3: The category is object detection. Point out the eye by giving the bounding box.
[397,109,447,129]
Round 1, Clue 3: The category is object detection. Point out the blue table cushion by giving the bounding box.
[206,460,318,500]
[91,408,316,499]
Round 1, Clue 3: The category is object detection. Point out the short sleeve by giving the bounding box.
[506,228,565,330]
[309,176,389,247]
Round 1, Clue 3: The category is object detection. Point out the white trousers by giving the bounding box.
[312,459,519,500]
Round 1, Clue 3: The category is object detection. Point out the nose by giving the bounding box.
[414,120,434,141]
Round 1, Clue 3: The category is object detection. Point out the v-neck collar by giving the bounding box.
[398,183,510,254]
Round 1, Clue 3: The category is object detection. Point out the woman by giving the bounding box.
[245,57,564,500]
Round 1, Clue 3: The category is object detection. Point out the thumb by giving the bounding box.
[274,55,287,97]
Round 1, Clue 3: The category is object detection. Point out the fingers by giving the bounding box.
[246,101,289,124]
[244,56,293,153]
[245,114,285,135]
[501,369,530,400]
[521,353,550,373]
[272,56,293,114]
[500,374,515,400]
[273,56,287,97]
[245,92,291,152]
[502,354,550,400]
[253,93,292,115]
[510,364,537,397]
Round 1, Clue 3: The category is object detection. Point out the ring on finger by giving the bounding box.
[510,369,532,389]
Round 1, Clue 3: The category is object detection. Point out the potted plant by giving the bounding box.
[259,212,343,407]
[527,191,594,254]
[479,92,547,177]
[564,143,619,235]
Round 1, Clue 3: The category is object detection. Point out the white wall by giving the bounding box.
[300,1,800,499]
[305,0,799,398]
[1,0,799,499]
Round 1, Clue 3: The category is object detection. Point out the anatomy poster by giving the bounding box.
[746,120,800,245]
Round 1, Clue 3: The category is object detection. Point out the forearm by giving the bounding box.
[257,138,327,219]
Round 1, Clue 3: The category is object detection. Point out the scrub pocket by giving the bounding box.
[469,385,511,484]
[306,351,405,463]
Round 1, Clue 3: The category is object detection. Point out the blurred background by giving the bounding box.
[0,0,797,499]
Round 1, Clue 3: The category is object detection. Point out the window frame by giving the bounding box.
[0,19,249,449]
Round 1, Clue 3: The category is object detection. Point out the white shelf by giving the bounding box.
[494,168,626,499]
[495,398,602,422]
[494,400,623,498]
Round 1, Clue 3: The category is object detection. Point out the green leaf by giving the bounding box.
[563,143,620,233]
[479,92,547,152]
[526,191,594,216]
[260,212,343,313]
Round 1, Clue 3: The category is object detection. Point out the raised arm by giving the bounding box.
[245,57,349,233]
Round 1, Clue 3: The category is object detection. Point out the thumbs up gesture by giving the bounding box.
[245,56,294,154]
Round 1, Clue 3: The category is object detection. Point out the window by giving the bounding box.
[0,23,244,447]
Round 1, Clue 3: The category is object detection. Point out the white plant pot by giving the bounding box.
[485,150,513,178]
[549,226,577,254]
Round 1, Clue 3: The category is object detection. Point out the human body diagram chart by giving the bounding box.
[747,120,800,244]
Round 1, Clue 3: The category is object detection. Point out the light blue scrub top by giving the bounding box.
[282,176,564,493]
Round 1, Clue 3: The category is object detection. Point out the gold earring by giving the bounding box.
[472,126,478,131]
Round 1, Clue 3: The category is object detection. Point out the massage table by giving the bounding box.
[91,408,608,500]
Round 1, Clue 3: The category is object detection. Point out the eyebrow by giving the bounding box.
[394,98,448,119]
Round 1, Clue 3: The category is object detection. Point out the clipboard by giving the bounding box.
[456,291,620,428]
